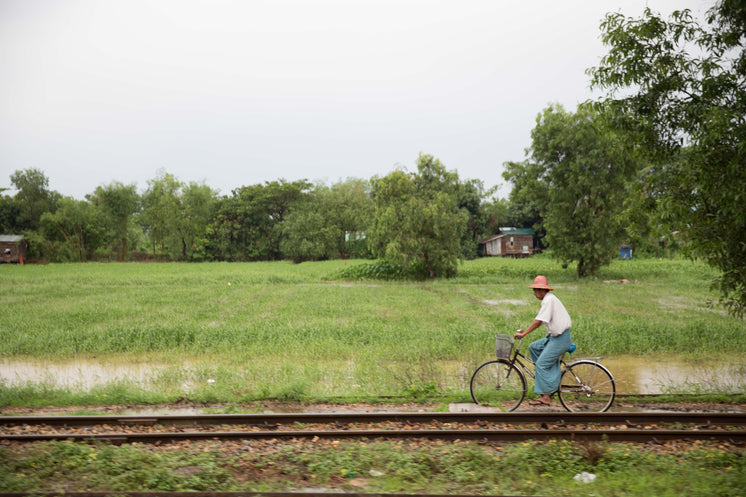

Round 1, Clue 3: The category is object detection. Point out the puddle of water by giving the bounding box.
[1,356,743,396]
[0,359,165,390]
[482,299,525,306]
[601,356,746,394]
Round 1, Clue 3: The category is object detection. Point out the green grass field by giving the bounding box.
[1,256,744,405]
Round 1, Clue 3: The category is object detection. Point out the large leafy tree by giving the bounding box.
[0,189,20,233]
[457,178,496,259]
[179,182,218,261]
[210,179,312,261]
[9,168,61,232]
[140,170,182,259]
[479,196,511,239]
[87,182,140,261]
[40,197,106,262]
[502,159,549,245]
[589,1,746,315]
[370,154,467,279]
[504,104,637,277]
[280,178,373,262]
[140,170,219,261]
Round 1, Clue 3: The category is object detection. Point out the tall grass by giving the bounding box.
[1,257,743,402]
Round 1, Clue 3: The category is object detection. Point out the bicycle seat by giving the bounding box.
[568,344,577,355]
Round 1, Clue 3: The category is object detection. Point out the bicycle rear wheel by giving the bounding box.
[558,360,616,412]
[470,359,526,412]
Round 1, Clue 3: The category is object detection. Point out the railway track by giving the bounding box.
[2,411,744,444]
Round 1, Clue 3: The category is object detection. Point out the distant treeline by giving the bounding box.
[0,156,526,269]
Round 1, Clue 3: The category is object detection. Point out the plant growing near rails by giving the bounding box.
[1,439,743,495]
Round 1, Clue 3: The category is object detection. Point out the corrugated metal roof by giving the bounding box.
[499,227,535,235]
[0,235,24,242]
[478,234,501,244]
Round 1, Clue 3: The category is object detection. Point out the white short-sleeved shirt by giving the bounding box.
[535,292,572,337]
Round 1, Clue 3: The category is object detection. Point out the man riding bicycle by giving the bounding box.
[514,275,572,406]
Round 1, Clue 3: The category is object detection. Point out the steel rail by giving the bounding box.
[2,412,744,444]
[2,411,744,427]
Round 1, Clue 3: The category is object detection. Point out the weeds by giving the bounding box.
[1,439,743,495]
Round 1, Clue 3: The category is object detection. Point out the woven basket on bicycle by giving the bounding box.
[495,334,514,359]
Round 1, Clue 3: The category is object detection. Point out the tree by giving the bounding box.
[502,159,549,245]
[504,104,637,277]
[480,196,511,238]
[280,201,338,262]
[40,197,106,261]
[140,170,184,260]
[280,178,374,262]
[87,182,140,261]
[457,178,496,259]
[370,154,467,279]
[9,168,61,232]
[210,179,312,261]
[0,190,20,234]
[589,1,746,315]
[179,182,218,261]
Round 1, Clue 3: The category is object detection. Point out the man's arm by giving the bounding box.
[514,320,542,339]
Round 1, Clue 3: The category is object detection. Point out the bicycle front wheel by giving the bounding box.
[558,360,616,412]
[470,359,526,412]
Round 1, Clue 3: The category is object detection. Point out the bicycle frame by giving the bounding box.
[507,337,576,378]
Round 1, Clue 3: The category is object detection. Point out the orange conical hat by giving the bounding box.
[528,275,553,290]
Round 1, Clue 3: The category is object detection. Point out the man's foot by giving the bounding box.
[528,395,551,406]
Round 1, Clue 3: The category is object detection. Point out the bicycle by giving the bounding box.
[470,333,616,412]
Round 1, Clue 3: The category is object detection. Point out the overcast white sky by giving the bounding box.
[0,0,712,200]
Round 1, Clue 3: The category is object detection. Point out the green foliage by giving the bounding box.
[371,154,467,279]
[590,1,746,316]
[140,169,184,260]
[3,164,497,268]
[139,170,219,261]
[87,181,140,261]
[40,197,107,262]
[1,439,744,494]
[502,159,548,242]
[478,196,511,239]
[274,381,310,402]
[209,179,313,261]
[9,168,61,232]
[504,104,638,278]
[179,181,220,261]
[0,442,234,491]
[336,259,425,280]
[456,178,497,259]
[281,179,374,262]
[0,191,20,233]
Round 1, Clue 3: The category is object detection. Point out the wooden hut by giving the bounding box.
[479,228,536,257]
[0,235,27,264]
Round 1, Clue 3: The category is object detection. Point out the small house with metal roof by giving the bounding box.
[0,235,27,263]
[478,227,537,257]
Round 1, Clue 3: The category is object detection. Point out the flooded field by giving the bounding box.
[603,355,746,394]
[1,355,744,395]
[0,359,168,391]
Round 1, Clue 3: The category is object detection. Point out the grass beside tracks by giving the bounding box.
[0,256,744,405]
[1,438,744,496]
